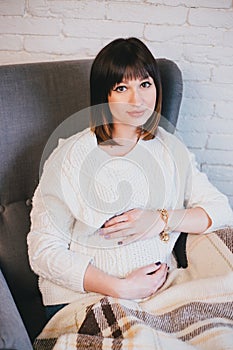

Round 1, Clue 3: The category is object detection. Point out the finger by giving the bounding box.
[105,229,135,240]
[146,262,162,275]
[146,262,167,276]
[104,214,129,227]
[157,270,169,290]
[99,222,131,236]
[151,264,168,287]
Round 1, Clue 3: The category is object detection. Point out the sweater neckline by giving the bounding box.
[91,130,142,158]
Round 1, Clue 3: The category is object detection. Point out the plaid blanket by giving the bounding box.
[34,228,233,350]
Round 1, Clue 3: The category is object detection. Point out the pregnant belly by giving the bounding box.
[71,233,179,278]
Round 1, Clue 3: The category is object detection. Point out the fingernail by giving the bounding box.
[118,241,123,245]
[155,261,161,266]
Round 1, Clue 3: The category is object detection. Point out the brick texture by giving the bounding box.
[0,0,232,207]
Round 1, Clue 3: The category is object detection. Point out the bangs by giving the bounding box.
[108,59,151,92]
[122,63,149,81]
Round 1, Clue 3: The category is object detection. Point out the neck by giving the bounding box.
[98,123,141,157]
[112,123,140,143]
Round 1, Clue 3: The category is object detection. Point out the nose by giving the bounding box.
[129,89,143,106]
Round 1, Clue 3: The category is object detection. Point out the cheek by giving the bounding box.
[108,94,115,116]
[108,92,124,104]
[108,93,127,117]
[108,100,121,119]
[148,88,157,110]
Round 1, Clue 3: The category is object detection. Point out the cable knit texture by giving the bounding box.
[27,127,233,305]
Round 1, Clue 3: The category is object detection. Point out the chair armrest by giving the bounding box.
[0,269,33,350]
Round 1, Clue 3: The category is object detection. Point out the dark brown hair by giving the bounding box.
[90,37,162,144]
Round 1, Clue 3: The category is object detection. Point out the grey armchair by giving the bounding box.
[0,58,182,347]
[0,269,32,350]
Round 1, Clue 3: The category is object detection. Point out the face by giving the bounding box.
[108,76,157,129]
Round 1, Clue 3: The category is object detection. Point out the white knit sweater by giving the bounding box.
[27,127,233,305]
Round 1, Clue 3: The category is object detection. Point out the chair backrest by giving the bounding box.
[0,58,182,341]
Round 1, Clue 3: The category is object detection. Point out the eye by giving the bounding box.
[141,81,152,88]
[113,85,127,93]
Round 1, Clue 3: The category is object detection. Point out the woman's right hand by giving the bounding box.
[116,262,168,300]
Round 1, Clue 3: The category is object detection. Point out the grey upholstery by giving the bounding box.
[0,269,33,350]
[0,58,182,343]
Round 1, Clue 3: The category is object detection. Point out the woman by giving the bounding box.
[27,38,233,321]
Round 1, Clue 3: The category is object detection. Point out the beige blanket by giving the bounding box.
[34,228,233,350]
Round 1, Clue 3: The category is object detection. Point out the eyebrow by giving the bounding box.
[119,75,152,84]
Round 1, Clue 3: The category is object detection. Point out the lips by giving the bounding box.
[127,110,146,117]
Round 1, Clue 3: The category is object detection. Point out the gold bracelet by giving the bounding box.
[158,209,170,242]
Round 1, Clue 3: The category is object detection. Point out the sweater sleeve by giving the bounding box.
[184,150,233,233]
[27,139,94,293]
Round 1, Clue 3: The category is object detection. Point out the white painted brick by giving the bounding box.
[182,44,233,66]
[106,3,188,25]
[202,164,233,182]
[211,180,233,196]
[179,117,233,134]
[24,36,102,56]
[63,19,144,39]
[189,8,233,29]
[48,1,106,19]
[0,51,94,65]
[179,98,214,118]
[183,81,233,102]
[179,62,211,82]
[193,149,233,166]
[148,42,183,61]
[204,46,233,66]
[27,0,51,17]
[175,131,207,149]
[0,0,25,15]
[0,17,62,35]
[182,44,215,64]
[145,25,225,46]
[0,50,55,65]
[207,135,233,151]
[178,117,209,133]
[0,51,34,65]
[215,102,233,120]
[0,0,232,210]
[0,35,23,51]
[223,30,233,48]
[146,0,232,8]
[110,0,142,2]
[212,66,233,84]
[28,0,106,19]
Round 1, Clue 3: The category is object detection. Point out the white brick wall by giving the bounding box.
[0,0,232,208]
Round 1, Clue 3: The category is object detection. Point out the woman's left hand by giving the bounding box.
[98,208,165,244]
